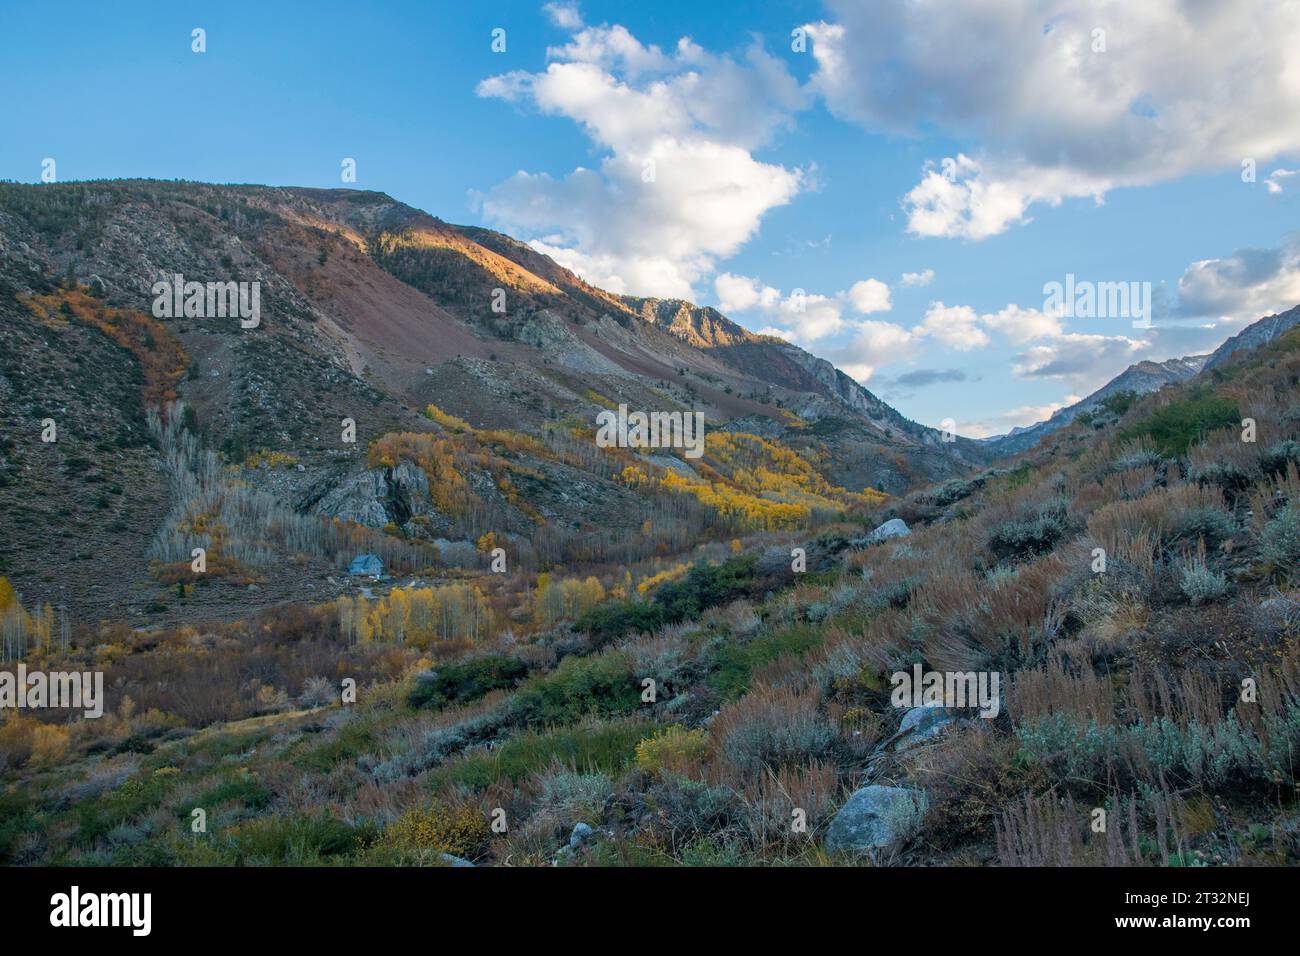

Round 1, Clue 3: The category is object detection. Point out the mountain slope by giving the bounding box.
[982,355,1207,456]
[1203,303,1300,371]
[0,180,978,622]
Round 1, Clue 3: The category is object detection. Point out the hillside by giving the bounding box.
[0,180,980,624]
[986,304,1300,458]
[1,296,1297,868]
[983,355,1207,456]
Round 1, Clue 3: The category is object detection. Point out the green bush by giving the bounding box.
[1117,391,1239,457]
[432,720,660,789]
[653,553,757,623]
[221,814,370,865]
[575,554,758,642]
[511,651,641,727]
[408,655,528,710]
[1098,390,1140,418]
[705,623,824,698]
[575,600,665,643]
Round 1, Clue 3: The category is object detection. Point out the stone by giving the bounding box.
[824,785,927,853]
[569,822,595,849]
[865,518,910,545]
[895,704,958,750]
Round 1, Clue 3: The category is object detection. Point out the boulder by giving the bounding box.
[895,704,958,750]
[439,853,475,867]
[824,785,927,853]
[1256,595,1300,632]
[865,518,910,545]
[569,822,595,849]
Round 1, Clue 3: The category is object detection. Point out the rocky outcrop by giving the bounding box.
[309,462,432,529]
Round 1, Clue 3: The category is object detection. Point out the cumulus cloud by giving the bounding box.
[1174,240,1300,323]
[900,268,935,287]
[847,278,892,314]
[712,273,893,343]
[916,302,990,351]
[1013,333,1147,389]
[542,2,583,29]
[475,22,808,297]
[803,0,1300,239]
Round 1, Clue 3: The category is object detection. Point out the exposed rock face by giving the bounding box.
[310,462,432,529]
[825,785,928,853]
[1204,304,1300,371]
[516,310,624,374]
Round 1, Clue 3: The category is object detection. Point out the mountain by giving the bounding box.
[982,303,1300,458]
[981,355,1208,456]
[0,180,979,622]
[1203,303,1300,371]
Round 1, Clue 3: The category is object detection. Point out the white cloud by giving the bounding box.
[712,273,894,342]
[900,268,935,287]
[1013,333,1147,390]
[804,0,1300,239]
[1174,239,1300,324]
[847,278,892,314]
[1265,168,1298,194]
[475,23,808,297]
[916,302,990,351]
[542,2,583,30]
[715,272,772,314]
[980,304,1064,345]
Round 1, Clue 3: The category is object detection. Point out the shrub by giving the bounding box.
[1260,504,1300,581]
[575,600,665,643]
[1179,560,1229,605]
[223,815,369,865]
[377,802,491,859]
[408,655,528,710]
[653,553,758,623]
[1098,390,1140,418]
[709,685,836,777]
[510,651,640,727]
[533,766,613,820]
[635,725,708,777]
[434,720,657,788]
[298,675,335,708]
[1117,392,1239,457]
[988,510,1068,561]
[1168,500,1236,546]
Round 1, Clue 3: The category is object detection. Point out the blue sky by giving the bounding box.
[3,0,1298,436]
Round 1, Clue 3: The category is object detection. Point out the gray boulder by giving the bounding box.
[865,518,910,545]
[895,704,958,750]
[825,785,927,853]
[569,822,595,849]
[439,853,475,867]
[1256,596,1300,632]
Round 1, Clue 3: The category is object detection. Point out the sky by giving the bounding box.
[2,0,1299,437]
